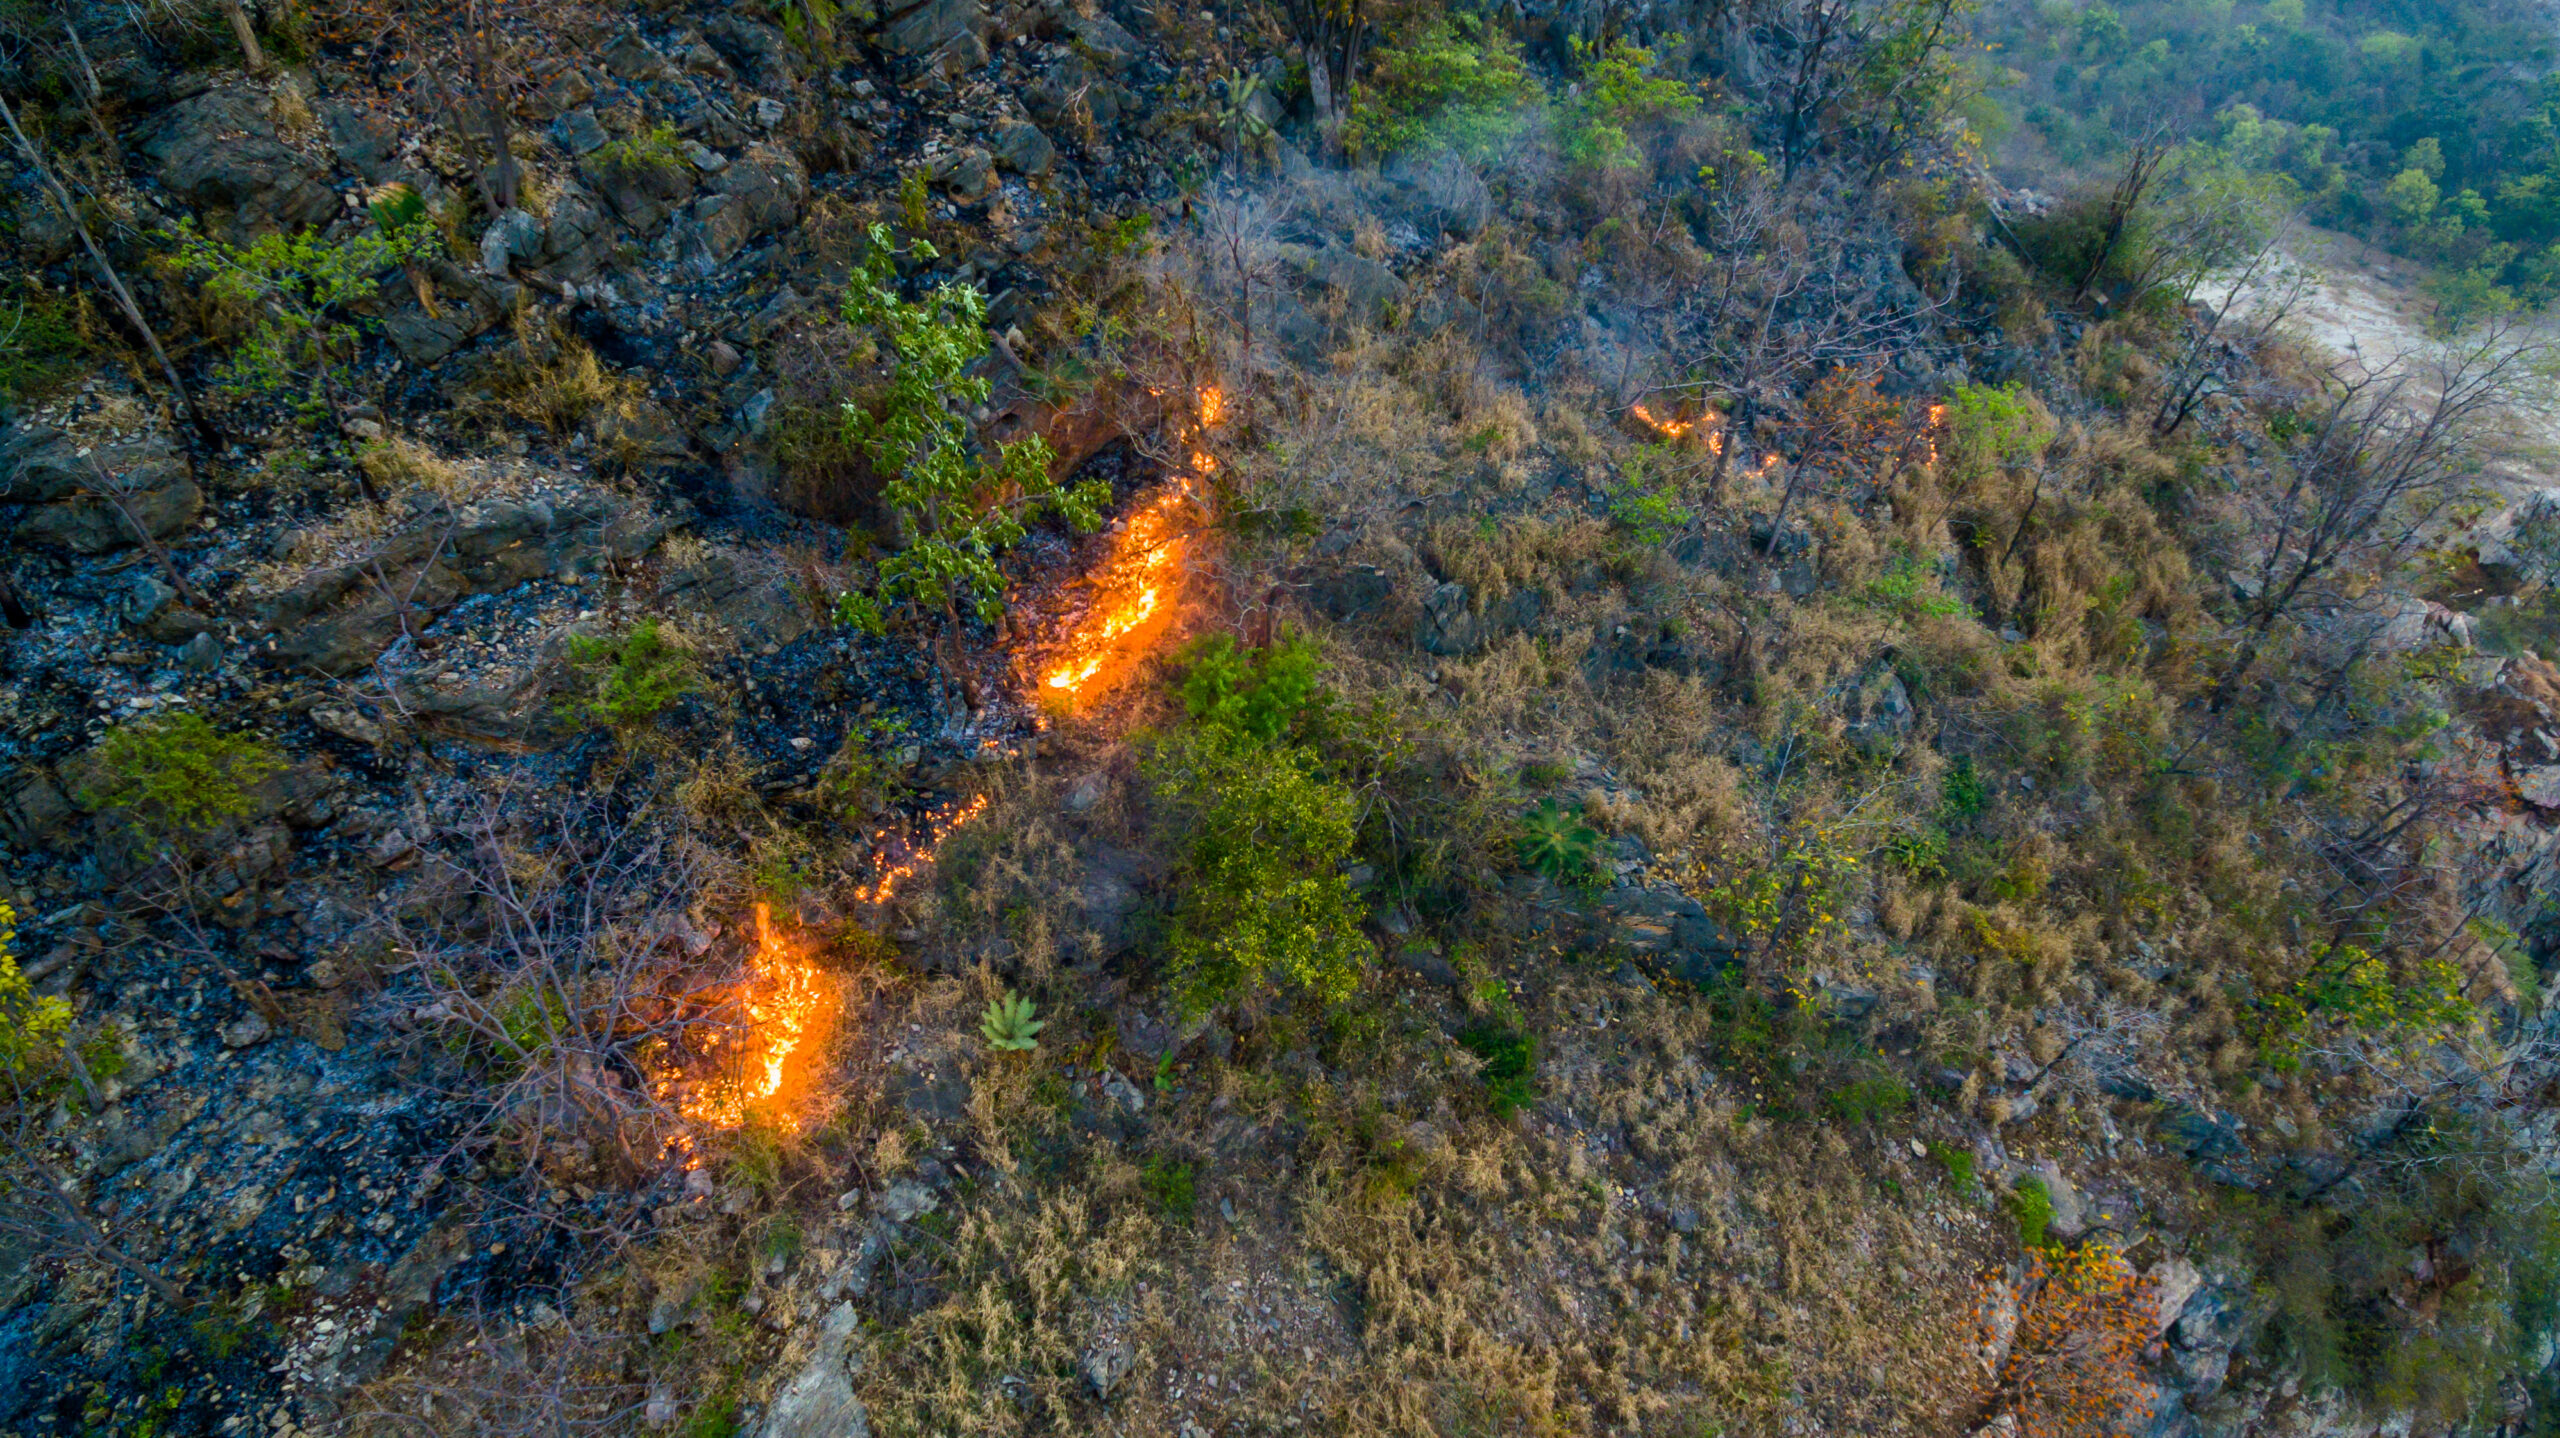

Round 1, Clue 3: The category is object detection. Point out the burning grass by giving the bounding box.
[1041,388,1227,702]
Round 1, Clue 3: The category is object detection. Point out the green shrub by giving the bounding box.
[1939,382,2053,474]
[1344,15,1541,162]
[79,713,286,847]
[0,282,87,401]
[2008,1174,2056,1249]
[164,216,436,427]
[1148,727,1369,1013]
[1824,1075,1914,1124]
[1517,798,1605,886]
[1457,1022,1537,1118]
[0,901,71,1081]
[1178,633,1324,742]
[1142,1155,1196,1222]
[560,619,698,731]
[1928,1141,1978,1195]
[592,123,688,181]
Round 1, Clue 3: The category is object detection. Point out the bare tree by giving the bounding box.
[2213,328,2545,709]
[389,783,748,1182]
[84,453,201,608]
[2152,220,2313,437]
[0,90,214,444]
[0,1027,189,1317]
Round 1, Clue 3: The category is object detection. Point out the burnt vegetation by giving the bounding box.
[2,0,2560,1434]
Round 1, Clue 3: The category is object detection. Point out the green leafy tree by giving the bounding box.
[833,225,1108,693]
[1344,15,1541,162]
[77,712,286,850]
[1178,633,1324,742]
[1150,727,1369,1013]
[1561,37,1701,169]
[0,902,71,1079]
[164,217,436,436]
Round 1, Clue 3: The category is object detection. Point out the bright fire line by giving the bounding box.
[1041,387,1226,698]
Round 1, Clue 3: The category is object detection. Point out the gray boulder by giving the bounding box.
[1597,887,1743,988]
[3,426,200,554]
[879,0,988,68]
[673,146,810,274]
[990,119,1055,176]
[930,146,996,202]
[136,90,337,233]
[1062,10,1142,71]
[1417,581,1479,655]
[377,259,520,365]
[764,1355,868,1438]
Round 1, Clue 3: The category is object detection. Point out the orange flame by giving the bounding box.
[1041,387,1225,699]
[1630,401,1727,456]
[662,901,833,1134]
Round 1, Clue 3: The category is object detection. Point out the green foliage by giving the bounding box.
[834,225,1106,633]
[681,1395,742,1438]
[1142,1155,1196,1222]
[1940,383,2051,473]
[2008,1174,2056,1249]
[560,619,698,731]
[897,168,932,236]
[1344,15,1541,162]
[0,281,86,401]
[78,712,286,847]
[1148,726,1369,1014]
[1517,799,1605,885]
[1823,1075,1914,1124]
[1928,1141,1978,1195]
[0,900,73,1081]
[1980,0,2560,306]
[592,123,688,181]
[363,180,428,238]
[1858,552,1963,618]
[979,990,1045,1051]
[163,217,435,421]
[1457,1022,1537,1118]
[1940,756,1987,821]
[2258,943,2474,1069]
[1178,633,1324,742]
[1561,38,1701,169]
[818,713,913,819]
[1606,448,1694,544]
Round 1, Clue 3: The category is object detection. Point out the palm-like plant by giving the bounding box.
[979,991,1045,1052]
[1518,799,1604,885]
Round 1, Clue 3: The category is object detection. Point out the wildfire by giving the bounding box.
[662,901,834,1134]
[1630,401,1727,456]
[1040,387,1226,699]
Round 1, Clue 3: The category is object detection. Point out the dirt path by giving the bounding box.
[2204,227,2560,495]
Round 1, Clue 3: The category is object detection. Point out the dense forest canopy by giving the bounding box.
[1976,0,2560,314]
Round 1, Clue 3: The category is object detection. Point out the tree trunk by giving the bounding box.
[224,0,269,74]
[0,93,217,446]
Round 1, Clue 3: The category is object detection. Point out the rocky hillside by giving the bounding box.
[3,0,2559,1436]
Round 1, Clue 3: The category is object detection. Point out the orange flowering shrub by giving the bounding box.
[1990,1242,2158,1438]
